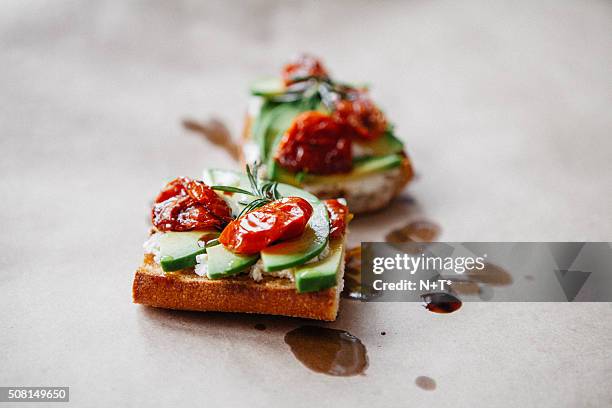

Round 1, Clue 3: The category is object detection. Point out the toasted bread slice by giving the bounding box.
[241,114,413,214]
[133,254,344,321]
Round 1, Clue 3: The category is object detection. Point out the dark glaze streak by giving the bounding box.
[342,245,380,301]
[284,326,368,376]
[421,293,462,314]
[385,220,440,243]
[254,323,266,331]
[467,262,513,286]
[342,246,366,300]
[182,118,241,161]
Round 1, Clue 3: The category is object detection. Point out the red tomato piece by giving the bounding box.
[152,177,232,232]
[275,111,353,175]
[324,199,350,239]
[333,90,387,140]
[219,197,314,255]
[281,54,329,86]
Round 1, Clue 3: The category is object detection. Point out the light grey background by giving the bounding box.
[1,1,611,407]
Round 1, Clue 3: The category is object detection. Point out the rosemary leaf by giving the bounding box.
[211,186,256,196]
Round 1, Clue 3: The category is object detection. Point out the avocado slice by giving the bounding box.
[252,101,305,161]
[260,224,327,272]
[206,243,260,279]
[249,78,369,98]
[252,98,327,163]
[204,169,330,277]
[265,103,304,158]
[354,130,404,157]
[250,78,285,97]
[251,101,280,161]
[159,230,219,272]
[294,239,345,293]
[259,180,329,272]
[272,153,404,186]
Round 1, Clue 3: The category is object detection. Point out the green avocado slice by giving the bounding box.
[294,239,345,293]
[204,169,330,278]
[159,230,219,272]
[250,77,285,97]
[272,153,404,186]
[259,180,329,271]
[206,243,259,279]
[260,224,327,272]
[252,101,305,162]
[353,130,404,157]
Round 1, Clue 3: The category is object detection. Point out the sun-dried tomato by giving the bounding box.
[275,111,353,175]
[281,54,329,86]
[152,177,232,232]
[333,91,387,140]
[324,199,349,239]
[219,197,313,255]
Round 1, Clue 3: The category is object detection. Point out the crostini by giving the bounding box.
[242,54,414,214]
[133,166,350,321]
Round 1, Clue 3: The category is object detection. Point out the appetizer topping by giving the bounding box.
[152,177,232,232]
[219,197,313,255]
[211,162,282,216]
[324,199,350,239]
[332,90,387,140]
[275,111,353,174]
[281,54,329,86]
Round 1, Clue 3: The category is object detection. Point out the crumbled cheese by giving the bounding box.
[248,245,332,282]
[249,259,296,282]
[249,259,265,282]
[194,253,209,277]
[307,167,402,197]
[143,233,162,263]
[267,269,295,281]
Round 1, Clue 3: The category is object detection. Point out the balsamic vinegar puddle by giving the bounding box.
[284,326,368,376]
[385,220,441,244]
[415,376,437,391]
[421,293,462,314]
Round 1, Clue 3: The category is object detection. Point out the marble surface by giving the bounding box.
[1,1,611,407]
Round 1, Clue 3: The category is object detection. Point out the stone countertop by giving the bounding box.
[1,1,611,407]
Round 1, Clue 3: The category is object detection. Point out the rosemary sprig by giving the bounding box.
[211,185,256,196]
[267,75,351,109]
[211,162,282,218]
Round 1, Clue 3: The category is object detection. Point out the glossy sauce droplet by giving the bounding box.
[254,323,266,331]
[342,245,381,301]
[342,246,363,299]
[415,376,437,391]
[284,326,368,376]
[421,293,462,314]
